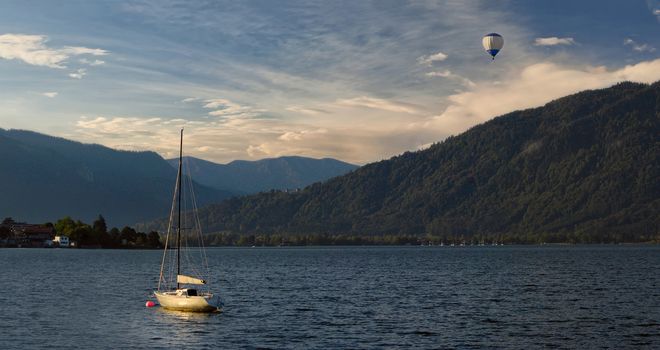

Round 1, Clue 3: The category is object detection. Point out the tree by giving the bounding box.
[92,215,110,247]
[2,217,16,226]
[55,216,76,236]
[92,215,107,235]
[120,226,138,245]
[147,231,162,248]
[0,226,10,239]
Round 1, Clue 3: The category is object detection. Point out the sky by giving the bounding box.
[0,0,658,164]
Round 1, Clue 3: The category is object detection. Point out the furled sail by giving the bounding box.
[177,274,206,285]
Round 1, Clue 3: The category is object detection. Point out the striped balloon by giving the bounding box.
[482,33,504,60]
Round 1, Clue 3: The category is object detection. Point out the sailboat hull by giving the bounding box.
[155,291,221,313]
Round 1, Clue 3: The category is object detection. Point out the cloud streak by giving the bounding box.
[417,52,448,66]
[0,34,107,69]
[70,58,660,165]
[426,70,475,87]
[69,68,87,79]
[534,37,576,46]
[624,38,656,52]
[335,96,420,114]
[203,98,266,119]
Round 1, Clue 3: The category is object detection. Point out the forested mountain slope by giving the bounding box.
[146,82,659,242]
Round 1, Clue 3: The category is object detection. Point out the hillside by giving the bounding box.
[0,130,232,226]
[149,81,659,242]
[168,156,358,194]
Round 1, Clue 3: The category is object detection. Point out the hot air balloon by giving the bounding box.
[482,33,504,60]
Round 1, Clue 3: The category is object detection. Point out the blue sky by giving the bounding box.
[0,0,658,164]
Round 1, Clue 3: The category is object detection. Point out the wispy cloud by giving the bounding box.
[69,59,660,165]
[335,96,420,114]
[42,92,58,98]
[534,37,576,46]
[417,52,448,66]
[0,34,107,69]
[285,106,330,115]
[278,128,327,141]
[649,0,660,21]
[203,98,266,119]
[79,58,105,66]
[426,70,475,87]
[181,97,200,103]
[624,38,656,52]
[69,68,87,79]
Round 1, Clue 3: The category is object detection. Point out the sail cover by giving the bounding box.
[177,274,206,285]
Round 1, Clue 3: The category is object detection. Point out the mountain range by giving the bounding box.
[143,81,659,242]
[0,129,356,227]
[0,129,233,226]
[167,156,357,194]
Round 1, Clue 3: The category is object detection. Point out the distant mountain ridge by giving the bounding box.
[144,81,659,242]
[0,129,232,226]
[168,156,358,194]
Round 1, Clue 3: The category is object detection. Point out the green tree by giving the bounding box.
[92,215,110,247]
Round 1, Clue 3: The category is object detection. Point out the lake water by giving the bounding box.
[0,246,658,349]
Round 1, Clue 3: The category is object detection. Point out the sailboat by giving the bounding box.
[154,129,221,313]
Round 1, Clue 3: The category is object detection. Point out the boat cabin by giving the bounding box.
[175,288,198,297]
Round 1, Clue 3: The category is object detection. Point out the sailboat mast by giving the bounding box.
[177,128,183,290]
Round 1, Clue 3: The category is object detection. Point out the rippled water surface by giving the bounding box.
[1,246,659,349]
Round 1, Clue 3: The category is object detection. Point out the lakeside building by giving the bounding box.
[9,224,55,248]
[53,235,70,247]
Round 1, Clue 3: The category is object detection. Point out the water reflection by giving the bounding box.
[154,307,222,321]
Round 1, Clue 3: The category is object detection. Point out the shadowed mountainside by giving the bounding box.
[0,129,232,226]
[168,156,358,194]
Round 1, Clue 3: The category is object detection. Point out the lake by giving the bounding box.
[1,246,658,349]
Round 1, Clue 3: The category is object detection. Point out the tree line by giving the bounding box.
[1,216,162,248]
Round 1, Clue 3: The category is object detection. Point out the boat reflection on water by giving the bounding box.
[154,306,220,321]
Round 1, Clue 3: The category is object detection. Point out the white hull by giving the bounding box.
[155,291,221,313]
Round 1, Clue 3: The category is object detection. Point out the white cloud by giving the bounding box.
[62,47,107,56]
[79,58,105,66]
[624,38,656,52]
[534,37,576,46]
[417,51,448,66]
[335,96,420,114]
[42,92,58,98]
[203,98,265,119]
[278,129,327,141]
[651,0,660,21]
[426,70,475,87]
[181,97,200,103]
[285,106,329,115]
[0,34,107,69]
[246,144,270,157]
[69,68,87,79]
[425,59,660,135]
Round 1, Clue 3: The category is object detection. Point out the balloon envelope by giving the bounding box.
[482,33,504,59]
